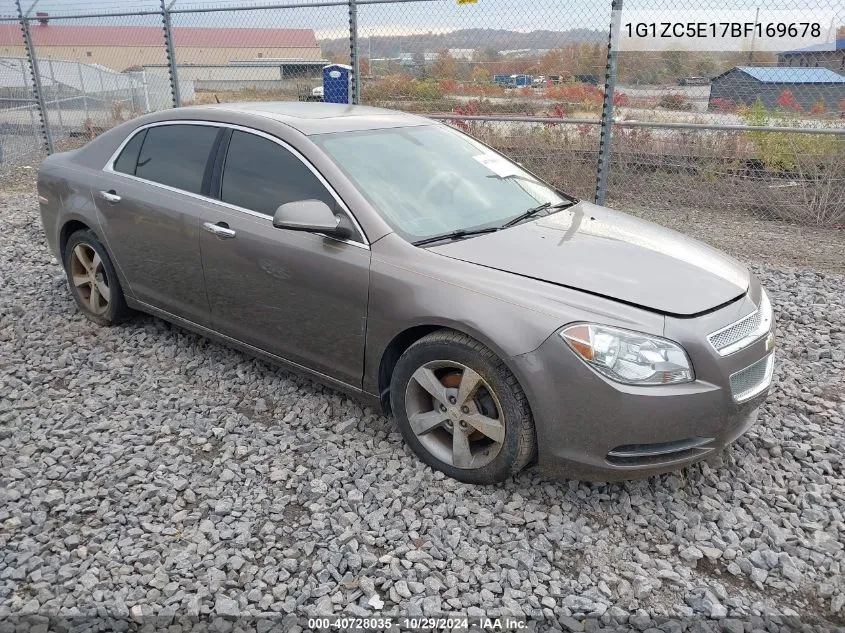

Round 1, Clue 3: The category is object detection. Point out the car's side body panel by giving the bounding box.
[38,154,96,261]
[127,295,380,408]
[82,113,376,388]
[199,204,371,387]
[88,168,213,324]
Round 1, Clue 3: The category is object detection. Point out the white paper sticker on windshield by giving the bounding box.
[473,153,522,179]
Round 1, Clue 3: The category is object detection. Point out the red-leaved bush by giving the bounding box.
[776,90,803,113]
[544,103,569,127]
[451,101,481,131]
[546,83,604,107]
[710,97,737,113]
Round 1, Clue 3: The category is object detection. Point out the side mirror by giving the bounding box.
[272,199,350,239]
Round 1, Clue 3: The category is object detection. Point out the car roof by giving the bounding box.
[168,102,434,136]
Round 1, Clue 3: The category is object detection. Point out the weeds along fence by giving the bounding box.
[1,0,843,227]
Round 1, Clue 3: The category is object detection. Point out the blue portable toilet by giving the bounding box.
[323,64,352,104]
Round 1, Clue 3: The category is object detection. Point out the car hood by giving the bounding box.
[429,201,749,316]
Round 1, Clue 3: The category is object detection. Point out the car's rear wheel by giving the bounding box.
[390,329,535,484]
[63,229,130,326]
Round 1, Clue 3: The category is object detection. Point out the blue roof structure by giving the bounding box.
[781,38,844,54]
[729,66,845,84]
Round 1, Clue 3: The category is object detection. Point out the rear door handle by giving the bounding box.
[203,221,236,239]
[99,190,121,203]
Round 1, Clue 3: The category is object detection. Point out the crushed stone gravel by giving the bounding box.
[1,174,844,630]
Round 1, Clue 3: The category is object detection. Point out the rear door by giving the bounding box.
[91,122,222,324]
[199,128,371,386]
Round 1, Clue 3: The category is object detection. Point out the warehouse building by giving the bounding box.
[708,66,845,112]
[778,39,845,74]
[0,21,323,73]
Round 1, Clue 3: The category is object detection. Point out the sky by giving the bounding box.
[0,0,840,42]
[0,0,611,40]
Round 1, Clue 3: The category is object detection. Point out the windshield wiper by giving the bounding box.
[412,227,499,247]
[502,200,574,228]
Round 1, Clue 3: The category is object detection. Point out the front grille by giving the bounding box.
[708,290,773,356]
[730,353,775,402]
[709,309,762,352]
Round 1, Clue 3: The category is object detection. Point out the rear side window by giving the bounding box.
[135,124,219,194]
[113,128,146,175]
[220,130,334,216]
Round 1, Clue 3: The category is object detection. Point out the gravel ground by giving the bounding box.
[1,169,844,631]
[623,205,845,276]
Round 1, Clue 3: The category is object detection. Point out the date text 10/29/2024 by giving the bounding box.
[306,616,529,630]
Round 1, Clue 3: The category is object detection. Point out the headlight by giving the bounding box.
[755,288,773,338]
[560,323,694,385]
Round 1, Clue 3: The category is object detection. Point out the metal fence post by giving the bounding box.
[98,66,106,120]
[141,70,151,113]
[27,101,38,147]
[161,0,181,107]
[48,59,64,140]
[16,0,54,153]
[348,0,360,104]
[594,0,622,206]
[78,61,90,124]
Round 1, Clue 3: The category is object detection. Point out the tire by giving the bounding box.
[390,329,536,484]
[63,229,130,326]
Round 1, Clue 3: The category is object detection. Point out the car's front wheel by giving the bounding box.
[63,229,130,326]
[390,329,536,484]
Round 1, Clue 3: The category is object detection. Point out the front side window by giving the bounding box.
[220,130,335,216]
[134,124,219,195]
[313,124,569,242]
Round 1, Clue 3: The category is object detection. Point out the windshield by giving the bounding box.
[313,124,571,242]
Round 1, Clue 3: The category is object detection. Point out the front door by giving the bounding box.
[199,129,370,387]
[91,123,222,324]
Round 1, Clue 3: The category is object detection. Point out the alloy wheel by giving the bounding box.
[404,360,505,469]
[70,243,111,315]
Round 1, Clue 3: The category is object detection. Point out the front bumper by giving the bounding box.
[511,293,774,482]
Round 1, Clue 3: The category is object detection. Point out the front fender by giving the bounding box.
[363,233,663,397]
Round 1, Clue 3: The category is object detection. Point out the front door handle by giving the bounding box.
[203,221,236,239]
[99,190,121,203]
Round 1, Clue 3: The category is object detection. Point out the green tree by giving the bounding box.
[471,66,491,83]
[432,50,459,79]
[694,54,717,78]
[661,49,691,79]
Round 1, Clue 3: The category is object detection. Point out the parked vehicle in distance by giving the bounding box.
[678,76,710,86]
[296,84,323,102]
[37,103,775,484]
[492,74,533,87]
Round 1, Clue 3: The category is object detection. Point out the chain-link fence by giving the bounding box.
[169,1,349,107]
[1,0,843,227]
[0,14,43,165]
[605,0,845,226]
